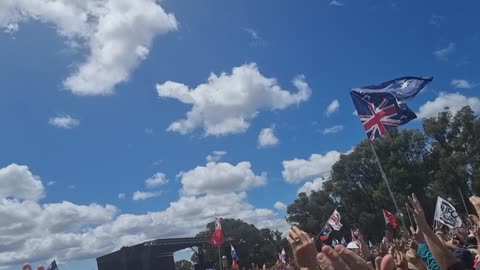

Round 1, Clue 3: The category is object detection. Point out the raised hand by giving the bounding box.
[287,226,318,270]
[317,245,396,270]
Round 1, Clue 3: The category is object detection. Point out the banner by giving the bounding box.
[434,196,462,228]
[327,209,343,231]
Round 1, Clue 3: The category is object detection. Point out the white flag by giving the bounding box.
[434,196,462,228]
[328,209,343,231]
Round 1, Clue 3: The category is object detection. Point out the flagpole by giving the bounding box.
[218,246,223,270]
[458,187,470,222]
[405,204,413,228]
[369,142,408,235]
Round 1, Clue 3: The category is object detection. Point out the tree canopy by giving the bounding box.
[193,219,288,268]
[287,106,480,242]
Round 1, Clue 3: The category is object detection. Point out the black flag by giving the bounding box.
[47,260,58,270]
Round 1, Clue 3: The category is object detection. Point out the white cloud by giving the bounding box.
[326,99,340,116]
[352,110,358,116]
[242,28,266,47]
[258,127,279,148]
[451,79,476,89]
[144,128,154,135]
[322,125,344,135]
[145,172,168,189]
[417,92,480,118]
[48,115,79,129]
[117,193,126,199]
[179,161,267,196]
[297,178,325,195]
[274,201,287,211]
[47,181,55,187]
[433,42,456,61]
[0,164,44,201]
[282,151,341,183]
[0,0,177,95]
[0,164,286,267]
[329,0,345,6]
[157,63,311,136]
[3,23,18,33]
[206,151,227,162]
[132,191,159,201]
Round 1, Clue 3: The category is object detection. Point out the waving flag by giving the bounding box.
[281,248,287,263]
[231,245,239,261]
[319,223,333,241]
[210,217,224,247]
[350,76,432,141]
[341,237,347,247]
[383,209,398,230]
[434,196,462,228]
[327,209,343,231]
[47,260,58,270]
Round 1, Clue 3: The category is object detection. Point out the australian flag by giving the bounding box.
[350,76,432,141]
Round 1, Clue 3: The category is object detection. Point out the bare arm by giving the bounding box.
[408,194,458,269]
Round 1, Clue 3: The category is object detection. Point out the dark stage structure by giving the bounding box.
[96,237,211,270]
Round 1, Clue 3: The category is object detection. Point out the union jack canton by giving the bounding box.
[350,76,432,141]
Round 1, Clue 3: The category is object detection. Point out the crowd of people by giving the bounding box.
[286,194,480,270]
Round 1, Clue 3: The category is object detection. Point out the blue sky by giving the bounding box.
[1,0,479,269]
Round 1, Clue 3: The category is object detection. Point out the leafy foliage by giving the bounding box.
[194,219,288,268]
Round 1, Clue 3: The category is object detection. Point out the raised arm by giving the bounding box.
[408,194,459,270]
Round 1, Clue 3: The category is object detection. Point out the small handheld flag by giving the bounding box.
[319,223,333,241]
[434,196,462,228]
[327,209,343,231]
[383,209,398,230]
[350,76,432,141]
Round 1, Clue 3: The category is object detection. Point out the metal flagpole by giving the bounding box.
[369,142,408,235]
[218,246,223,270]
[405,205,413,228]
[458,187,470,220]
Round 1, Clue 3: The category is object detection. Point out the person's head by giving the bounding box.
[22,264,32,270]
[36,266,45,270]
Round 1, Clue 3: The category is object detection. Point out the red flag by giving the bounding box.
[210,217,224,247]
[383,209,398,230]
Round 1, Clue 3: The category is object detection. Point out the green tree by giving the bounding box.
[423,106,480,208]
[194,219,287,268]
[175,260,193,270]
[286,106,480,242]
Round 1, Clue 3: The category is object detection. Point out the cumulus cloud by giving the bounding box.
[0,164,44,201]
[274,201,287,211]
[206,151,227,162]
[451,79,476,89]
[297,178,325,195]
[0,164,286,267]
[157,63,311,136]
[282,151,341,183]
[322,125,344,135]
[417,92,480,118]
[117,193,126,199]
[179,161,267,196]
[326,100,340,116]
[132,191,159,201]
[48,115,79,129]
[0,0,177,95]
[145,172,168,189]
[433,42,456,61]
[258,127,279,148]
